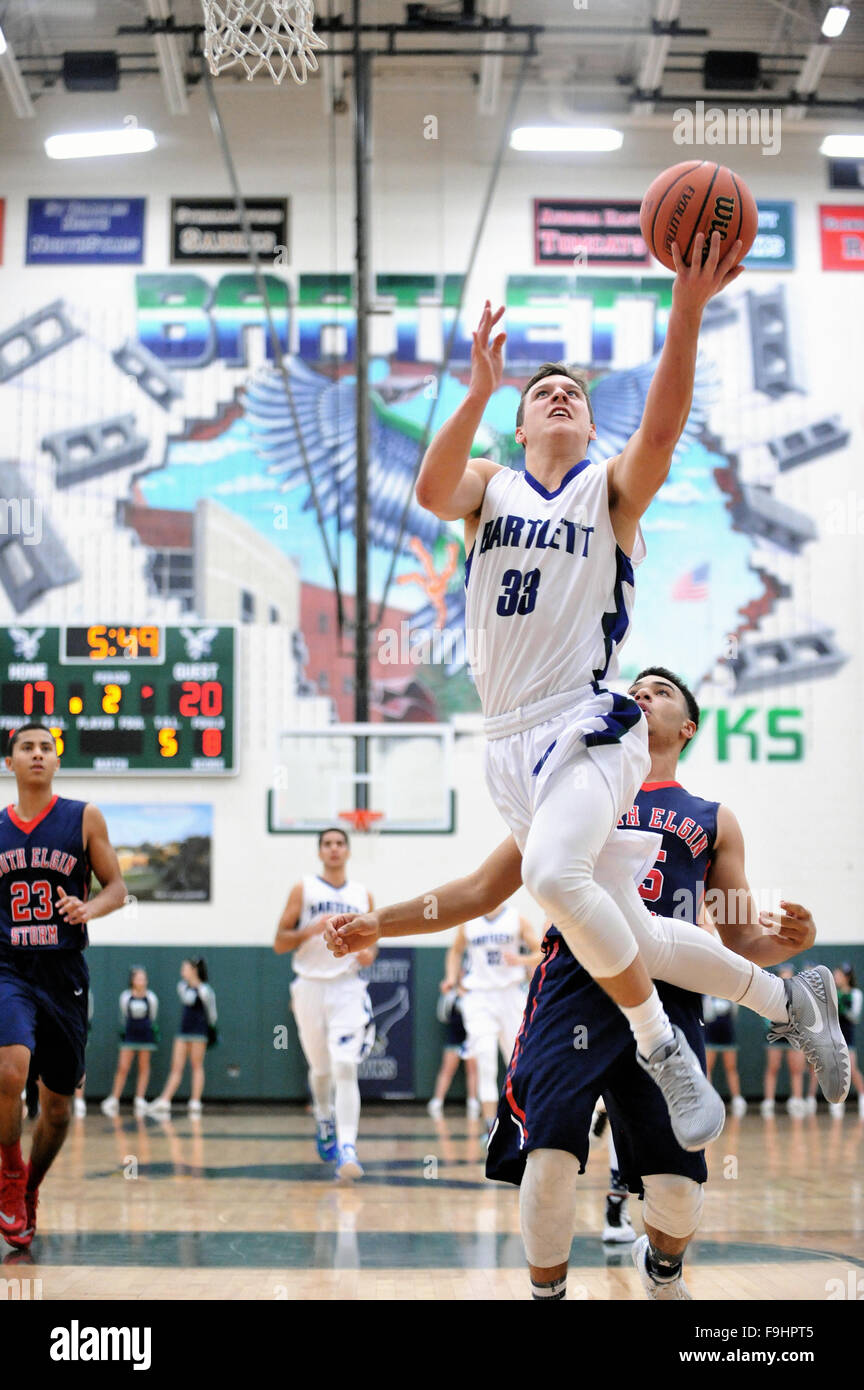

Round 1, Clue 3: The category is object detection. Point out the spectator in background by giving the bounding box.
[762,965,807,1116]
[703,996,747,1117]
[101,968,159,1117]
[831,964,863,1119]
[149,958,216,1117]
[428,987,480,1120]
[73,990,95,1118]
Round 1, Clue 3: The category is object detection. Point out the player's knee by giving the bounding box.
[522,845,592,920]
[520,1149,581,1267]
[331,1058,356,1085]
[41,1092,73,1128]
[642,1174,703,1240]
[0,1055,29,1094]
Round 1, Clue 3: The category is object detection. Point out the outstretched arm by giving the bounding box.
[704,806,816,967]
[325,836,523,956]
[415,300,504,520]
[608,231,744,549]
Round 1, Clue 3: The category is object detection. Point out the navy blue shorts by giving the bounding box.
[840,1017,856,1049]
[0,949,89,1096]
[486,929,708,1196]
[704,1014,736,1048]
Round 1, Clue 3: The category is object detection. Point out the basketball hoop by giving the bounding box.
[339,809,384,835]
[201,0,326,85]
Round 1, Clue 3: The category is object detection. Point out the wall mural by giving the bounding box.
[0,269,849,735]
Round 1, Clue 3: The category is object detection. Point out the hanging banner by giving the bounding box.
[534,199,650,268]
[171,197,289,263]
[359,948,415,1099]
[744,200,795,269]
[26,198,146,265]
[819,204,864,271]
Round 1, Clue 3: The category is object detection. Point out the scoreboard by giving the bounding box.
[0,626,236,775]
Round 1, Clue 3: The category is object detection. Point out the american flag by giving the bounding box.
[671,563,710,601]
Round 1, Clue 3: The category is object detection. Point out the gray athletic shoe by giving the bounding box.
[766,966,851,1104]
[636,1025,725,1152]
[632,1235,692,1301]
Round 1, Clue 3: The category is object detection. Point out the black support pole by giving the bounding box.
[353,4,372,805]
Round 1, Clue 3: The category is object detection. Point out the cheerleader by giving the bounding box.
[149,958,217,1116]
[101,969,158,1116]
[830,964,863,1118]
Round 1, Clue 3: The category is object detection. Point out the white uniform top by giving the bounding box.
[292,874,371,980]
[465,459,645,719]
[461,905,525,991]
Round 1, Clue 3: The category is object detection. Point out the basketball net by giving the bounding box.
[339,809,384,835]
[201,0,326,85]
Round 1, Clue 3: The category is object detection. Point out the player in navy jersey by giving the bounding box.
[415,257,849,1153]
[325,666,819,1300]
[0,723,126,1248]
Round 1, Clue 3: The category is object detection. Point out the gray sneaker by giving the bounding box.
[636,1026,725,1152]
[766,967,850,1104]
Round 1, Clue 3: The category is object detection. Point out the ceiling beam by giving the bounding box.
[146,0,188,115]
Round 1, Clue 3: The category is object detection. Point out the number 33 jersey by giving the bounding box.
[464,459,645,718]
[0,796,91,951]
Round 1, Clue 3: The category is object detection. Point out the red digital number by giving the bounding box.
[178,681,200,718]
[179,680,223,718]
[201,728,222,757]
[23,681,55,716]
[200,681,222,716]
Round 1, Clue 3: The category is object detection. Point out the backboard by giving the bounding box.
[268,723,456,834]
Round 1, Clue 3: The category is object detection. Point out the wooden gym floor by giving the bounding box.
[7,1104,862,1301]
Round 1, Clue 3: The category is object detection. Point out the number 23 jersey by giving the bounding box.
[465,459,645,719]
[0,796,92,952]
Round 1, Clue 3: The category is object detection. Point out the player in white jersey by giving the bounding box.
[274,827,376,1180]
[443,904,539,1125]
[416,239,849,1152]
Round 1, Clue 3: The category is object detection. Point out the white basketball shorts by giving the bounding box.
[460,983,527,1062]
[290,974,376,1072]
[483,684,650,853]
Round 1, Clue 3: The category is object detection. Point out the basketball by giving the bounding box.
[640,161,758,271]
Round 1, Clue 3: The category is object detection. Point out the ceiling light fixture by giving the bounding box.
[510,126,623,153]
[820,133,864,157]
[45,127,158,160]
[822,5,850,38]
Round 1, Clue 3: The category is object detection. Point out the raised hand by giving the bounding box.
[671,231,745,306]
[469,300,506,401]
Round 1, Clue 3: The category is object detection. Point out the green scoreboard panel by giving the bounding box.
[0,626,236,775]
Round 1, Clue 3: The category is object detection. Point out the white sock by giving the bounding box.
[604,875,789,1021]
[620,989,675,1059]
[333,1060,360,1148]
[309,1070,332,1123]
[736,965,788,1022]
